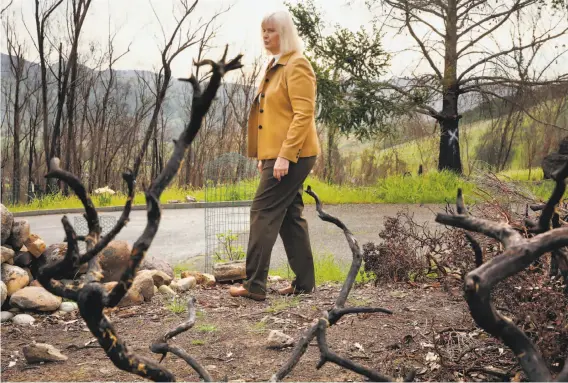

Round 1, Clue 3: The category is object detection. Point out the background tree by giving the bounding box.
[287,0,405,182]
[366,0,568,173]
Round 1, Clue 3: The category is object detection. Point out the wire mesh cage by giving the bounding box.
[74,215,118,252]
[204,153,259,273]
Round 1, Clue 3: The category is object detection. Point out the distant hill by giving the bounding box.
[0,52,248,137]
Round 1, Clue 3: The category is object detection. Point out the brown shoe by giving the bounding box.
[277,285,307,296]
[229,286,266,301]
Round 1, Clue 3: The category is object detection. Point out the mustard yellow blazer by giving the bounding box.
[247,50,321,163]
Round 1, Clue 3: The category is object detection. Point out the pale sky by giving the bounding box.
[1,0,567,81]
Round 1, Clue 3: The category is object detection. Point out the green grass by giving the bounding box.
[191,339,205,346]
[165,297,187,314]
[197,324,218,333]
[7,167,555,212]
[270,252,370,286]
[265,296,301,313]
[250,321,267,334]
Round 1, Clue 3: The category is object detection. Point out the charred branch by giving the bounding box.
[435,161,568,381]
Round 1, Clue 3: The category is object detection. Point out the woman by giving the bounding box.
[229,10,321,301]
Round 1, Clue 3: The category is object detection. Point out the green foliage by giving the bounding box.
[165,297,187,314]
[265,296,301,313]
[197,324,217,333]
[287,0,401,140]
[270,252,369,286]
[214,230,245,262]
[191,340,205,346]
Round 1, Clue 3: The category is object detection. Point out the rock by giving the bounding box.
[181,271,216,287]
[23,343,68,363]
[153,285,158,295]
[172,277,196,292]
[167,199,181,204]
[213,260,246,282]
[140,256,174,278]
[14,251,33,268]
[102,281,144,308]
[98,240,132,282]
[24,233,46,258]
[1,311,14,322]
[1,281,7,305]
[132,272,154,302]
[10,286,62,311]
[266,330,295,349]
[1,264,30,296]
[158,285,177,297]
[268,275,283,282]
[8,220,30,250]
[201,273,216,287]
[1,246,15,264]
[185,195,197,202]
[29,280,42,287]
[12,313,35,325]
[138,269,172,287]
[59,301,78,313]
[1,204,14,245]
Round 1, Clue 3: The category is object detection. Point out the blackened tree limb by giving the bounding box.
[314,317,392,382]
[537,162,568,232]
[455,188,483,266]
[305,185,359,308]
[77,284,175,382]
[436,187,568,382]
[150,297,212,382]
[271,186,402,382]
[37,216,82,301]
[45,158,100,237]
[108,50,242,308]
[79,170,135,264]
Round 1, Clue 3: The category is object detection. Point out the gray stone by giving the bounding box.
[267,330,295,349]
[10,286,62,311]
[1,204,13,245]
[140,256,174,278]
[172,277,196,292]
[24,233,46,257]
[1,246,15,264]
[137,269,172,287]
[1,264,30,296]
[98,240,132,282]
[8,220,30,250]
[23,343,68,363]
[12,313,35,325]
[1,311,14,322]
[1,281,6,306]
[59,301,78,313]
[132,272,154,302]
[158,285,177,297]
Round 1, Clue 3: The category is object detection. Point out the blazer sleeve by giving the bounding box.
[278,56,316,163]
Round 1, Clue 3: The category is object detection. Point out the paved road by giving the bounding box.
[24,204,442,270]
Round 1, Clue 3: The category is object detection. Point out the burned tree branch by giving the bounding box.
[435,162,568,381]
[271,186,407,382]
[150,297,213,382]
[37,50,243,382]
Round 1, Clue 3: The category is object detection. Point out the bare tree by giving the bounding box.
[4,16,32,204]
[367,0,568,173]
[33,0,64,192]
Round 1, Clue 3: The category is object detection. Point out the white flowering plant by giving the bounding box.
[93,186,116,206]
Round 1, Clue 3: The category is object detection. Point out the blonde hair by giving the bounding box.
[261,10,304,55]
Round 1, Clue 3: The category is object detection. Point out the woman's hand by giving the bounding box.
[273,157,289,181]
[257,160,263,173]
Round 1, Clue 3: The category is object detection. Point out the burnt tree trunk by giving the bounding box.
[438,0,462,174]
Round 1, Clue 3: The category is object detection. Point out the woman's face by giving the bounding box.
[262,20,280,54]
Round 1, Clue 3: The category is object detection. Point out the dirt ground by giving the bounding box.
[1,280,516,382]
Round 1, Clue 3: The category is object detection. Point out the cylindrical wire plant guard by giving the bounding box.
[204,153,259,273]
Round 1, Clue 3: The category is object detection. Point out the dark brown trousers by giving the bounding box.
[243,156,317,295]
